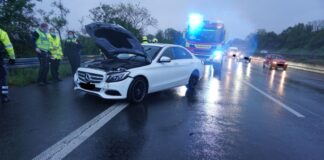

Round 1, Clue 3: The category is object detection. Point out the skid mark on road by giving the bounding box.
[243,80,305,118]
[33,102,128,160]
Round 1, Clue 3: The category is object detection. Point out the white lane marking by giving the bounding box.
[33,102,128,160]
[243,81,305,118]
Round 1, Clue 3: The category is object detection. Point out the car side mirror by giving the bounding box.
[159,56,171,63]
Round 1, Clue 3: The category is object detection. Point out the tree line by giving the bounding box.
[249,23,324,53]
[0,1,166,57]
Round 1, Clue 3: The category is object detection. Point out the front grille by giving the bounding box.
[78,71,104,83]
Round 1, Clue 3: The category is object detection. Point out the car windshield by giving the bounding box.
[112,53,147,62]
[272,55,284,59]
[229,48,238,52]
[142,45,162,60]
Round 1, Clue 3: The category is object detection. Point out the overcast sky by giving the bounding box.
[37,0,324,39]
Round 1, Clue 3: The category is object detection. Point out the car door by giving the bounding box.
[173,47,194,85]
[147,47,182,92]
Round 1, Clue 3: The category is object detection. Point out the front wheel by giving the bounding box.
[127,77,147,103]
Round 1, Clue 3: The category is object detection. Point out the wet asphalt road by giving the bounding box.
[1,58,324,160]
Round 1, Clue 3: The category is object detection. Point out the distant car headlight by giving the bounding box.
[106,71,130,82]
[272,61,277,64]
[240,55,244,59]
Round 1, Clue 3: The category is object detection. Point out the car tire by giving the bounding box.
[127,77,147,103]
[187,71,199,90]
[213,63,221,71]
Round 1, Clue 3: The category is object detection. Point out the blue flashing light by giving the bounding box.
[188,13,204,34]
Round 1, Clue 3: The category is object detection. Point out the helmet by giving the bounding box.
[142,36,148,41]
[152,38,158,43]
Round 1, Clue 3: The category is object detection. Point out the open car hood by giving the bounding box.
[85,22,145,58]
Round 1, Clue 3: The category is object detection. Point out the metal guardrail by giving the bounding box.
[5,55,102,69]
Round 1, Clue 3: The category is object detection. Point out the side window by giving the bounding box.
[174,47,192,60]
[161,48,174,59]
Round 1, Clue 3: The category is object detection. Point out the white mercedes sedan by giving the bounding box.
[74,23,204,103]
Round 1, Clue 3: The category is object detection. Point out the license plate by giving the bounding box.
[80,83,95,90]
[195,44,211,49]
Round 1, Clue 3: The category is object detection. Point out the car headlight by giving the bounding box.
[240,55,244,59]
[213,51,223,61]
[272,61,277,64]
[106,71,130,82]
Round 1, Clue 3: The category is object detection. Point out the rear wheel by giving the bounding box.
[127,77,147,103]
[187,71,199,90]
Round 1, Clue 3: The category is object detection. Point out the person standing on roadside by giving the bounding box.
[32,23,51,85]
[48,28,63,82]
[64,31,82,75]
[0,28,15,103]
[152,37,158,43]
[142,36,148,44]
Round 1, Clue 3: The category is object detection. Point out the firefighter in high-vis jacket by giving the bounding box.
[152,38,158,43]
[0,28,15,103]
[32,23,51,85]
[142,36,148,44]
[48,28,63,82]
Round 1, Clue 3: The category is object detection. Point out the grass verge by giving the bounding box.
[8,64,72,86]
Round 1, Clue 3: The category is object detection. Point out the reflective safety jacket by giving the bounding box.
[152,38,158,43]
[48,34,63,60]
[142,36,148,44]
[35,28,51,52]
[0,28,15,59]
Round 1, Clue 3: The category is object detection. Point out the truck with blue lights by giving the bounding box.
[184,14,226,62]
